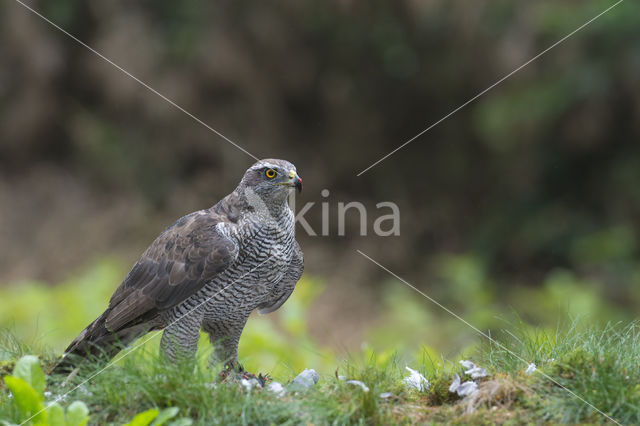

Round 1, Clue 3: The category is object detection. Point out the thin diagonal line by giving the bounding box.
[356,250,621,425]
[13,0,260,162]
[356,0,624,176]
[21,257,271,426]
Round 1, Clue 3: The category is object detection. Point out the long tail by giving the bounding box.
[50,310,148,375]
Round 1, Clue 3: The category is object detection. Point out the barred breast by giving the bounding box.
[164,206,296,326]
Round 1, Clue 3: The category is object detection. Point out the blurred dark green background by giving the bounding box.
[1,0,639,372]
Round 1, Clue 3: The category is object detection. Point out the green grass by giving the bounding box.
[1,320,639,425]
[480,319,640,424]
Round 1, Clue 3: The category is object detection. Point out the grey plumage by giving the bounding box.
[53,159,303,373]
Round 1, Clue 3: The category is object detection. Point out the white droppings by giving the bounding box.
[402,366,429,392]
[240,378,262,391]
[449,373,461,393]
[267,381,286,396]
[345,380,370,392]
[448,374,478,397]
[457,381,478,396]
[525,363,536,375]
[459,360,487,378]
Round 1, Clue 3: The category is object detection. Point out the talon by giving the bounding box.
[223,361,244,373]
[258,373,272,387]
[217,369,230,382]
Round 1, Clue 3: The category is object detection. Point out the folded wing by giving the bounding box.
[105,211,238,332]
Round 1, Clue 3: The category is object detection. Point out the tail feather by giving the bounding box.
[50,310,149,375]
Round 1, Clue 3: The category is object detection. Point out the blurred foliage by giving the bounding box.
[0,260,121,352]
[1,256,634,380]
[2,355,90,426]
[0,260,337,380]
[365,250,635,360]
[1,0,640,368]
[1,0,639,288]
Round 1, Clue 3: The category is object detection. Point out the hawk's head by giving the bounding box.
[239,159,303,204]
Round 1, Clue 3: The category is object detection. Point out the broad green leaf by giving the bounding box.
[167,419,193,426]
[124,408,159,426]
[151,407,179,426]
[66,400,89,426]
[47,403,66,426]
[13,355,45,397]
[3,376,46,424]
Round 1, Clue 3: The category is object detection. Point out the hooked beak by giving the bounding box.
[286,169,302,193]
[293,174,303,193]
[277,170,303,193]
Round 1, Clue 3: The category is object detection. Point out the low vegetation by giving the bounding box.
[1,320,638,425]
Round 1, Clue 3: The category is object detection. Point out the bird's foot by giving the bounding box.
[217,364,271,387]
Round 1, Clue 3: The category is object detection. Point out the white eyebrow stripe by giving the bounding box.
[249,162,283,171]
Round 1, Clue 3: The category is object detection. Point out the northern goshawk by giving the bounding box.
[53,159,303,373]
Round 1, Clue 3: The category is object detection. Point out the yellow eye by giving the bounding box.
[265,168,276,179]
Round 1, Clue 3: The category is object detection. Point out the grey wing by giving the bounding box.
[258,241,304,315]
[105,211,238,331]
